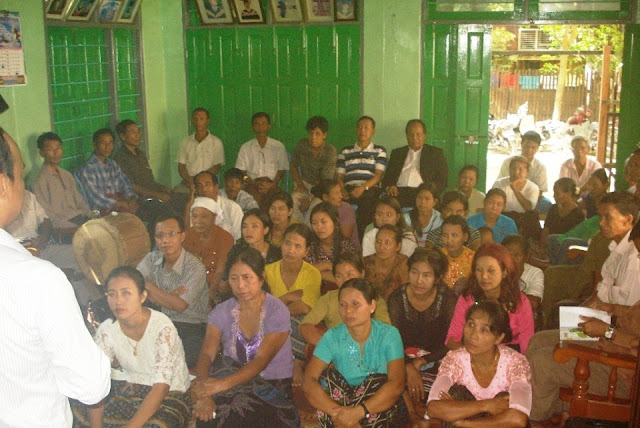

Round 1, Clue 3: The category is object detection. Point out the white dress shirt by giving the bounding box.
[361,227,418,257]
[6,190,48,240]
[597,230,640,306]
[396,147,423,188]
[559,156,602,190]
[519,263,544,300]
[499,156,548,192]
[492,177,539,213]
[215,195,243,241]
[178,132,225,177]
[0,229,111,427]
[235,137,289,180]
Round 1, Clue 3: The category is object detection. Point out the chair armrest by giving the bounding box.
[566,246,588,260]
[554,342,637,370]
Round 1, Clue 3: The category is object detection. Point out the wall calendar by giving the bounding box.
[0,11,26,86]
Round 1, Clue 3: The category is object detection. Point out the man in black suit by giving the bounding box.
[382,119,448,207]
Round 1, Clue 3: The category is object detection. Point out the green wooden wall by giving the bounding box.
[48,27,142,171]
[185,24,361,176]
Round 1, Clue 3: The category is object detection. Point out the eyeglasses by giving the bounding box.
[155,231,180,240]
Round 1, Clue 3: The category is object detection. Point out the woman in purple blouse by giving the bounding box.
[191,247,300,427]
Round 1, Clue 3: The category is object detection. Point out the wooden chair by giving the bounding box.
[553,341,640,424]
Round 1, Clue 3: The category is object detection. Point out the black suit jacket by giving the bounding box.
[382,144,448,196]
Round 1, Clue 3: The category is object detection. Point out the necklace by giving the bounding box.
[470,348,499,380]
[126,336,140,356]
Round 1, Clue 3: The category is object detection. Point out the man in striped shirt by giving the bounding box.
[336,116,387,240]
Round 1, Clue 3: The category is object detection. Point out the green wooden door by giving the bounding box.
[424,24,491,191]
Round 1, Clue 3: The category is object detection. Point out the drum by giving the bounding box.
[73,212,151,285]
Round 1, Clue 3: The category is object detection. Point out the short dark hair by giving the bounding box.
[0,129,15,182]
[242,208,272,231]
[283,223,314,248]
[192,107,210,119]
[153,213,184,234]
[485,188,507,204]
[116,119,137,138]
[269,191,293,210]
[194,170,219,186]
[105,265,146,294]
[554,177,578,198]
[590,168,609,186]
[570,135,588,149]
[441,190,469,212]
[464,300,513,343]
[459,165,479,179]
[376,224,403,245]
[306,116,329,133]
[224,167,245,182]
[227,247,266,282]
[502,233,530,255]
[252,112,270,124]
[93,128,115,145]
[339,278,378,305]
[521,130,541,145]
[600,191,640,223]
[357,115,375,128]
[37,132,62,150]
[405,119,426,134]
[333,251,364,276]
[441,214,470,238]
[408,247,449,279]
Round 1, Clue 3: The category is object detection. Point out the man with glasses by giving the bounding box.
[235,112,289,211]
[137,213,208,367]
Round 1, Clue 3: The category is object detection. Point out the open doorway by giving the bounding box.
[486,24,623,196]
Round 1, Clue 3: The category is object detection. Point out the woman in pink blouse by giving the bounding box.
[427,301,531,427]
[445,243,534,353]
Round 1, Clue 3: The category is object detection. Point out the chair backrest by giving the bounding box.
[630,341,640,428]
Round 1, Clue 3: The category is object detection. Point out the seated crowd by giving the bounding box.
[4,110,640,428]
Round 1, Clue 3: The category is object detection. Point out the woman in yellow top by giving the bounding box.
[265,223,321,386]
[441,215,475,291]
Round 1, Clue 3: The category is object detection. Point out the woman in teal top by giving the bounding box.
[303,278,408,427]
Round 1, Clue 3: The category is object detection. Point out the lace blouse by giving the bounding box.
[95,309,190,392]
[305,237,358,264]
[427,346,532,416]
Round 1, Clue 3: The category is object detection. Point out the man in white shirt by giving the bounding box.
[189,171,243,241]
[584,191,640,309]
[0,129,110,427]
[218,167,259,212]
[177,107,225,192]
[235,112,289,210]
[498,131,551,213]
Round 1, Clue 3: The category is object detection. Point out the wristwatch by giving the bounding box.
[604,325,615,340]
[360,402,370,419]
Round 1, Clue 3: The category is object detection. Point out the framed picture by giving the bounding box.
[334,0,356,21]
[117,0,142,23]
[46,0,74,20]
[270,0,303,23]
[66,0,101,21]
[195,0,234,24]
[231,0,265,24]
[97,0,122,22]
[303,0,334,22]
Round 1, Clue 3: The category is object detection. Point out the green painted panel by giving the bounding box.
[426,0,525,21]
[424,24,491,191]
[186,24,360,185]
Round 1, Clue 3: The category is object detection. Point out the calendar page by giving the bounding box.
[0,11,26,86]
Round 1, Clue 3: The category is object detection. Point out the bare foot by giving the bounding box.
[293,359,305,387]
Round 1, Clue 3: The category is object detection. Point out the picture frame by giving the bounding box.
[45,0,74,20]
[270,0,303,23]
[195,0,234,25]
[97,0,122,23]
[333,0,356,21]
[303,0,334,22]
[66,0,101,22]
[231,0,266,24]
[116,0,142,23]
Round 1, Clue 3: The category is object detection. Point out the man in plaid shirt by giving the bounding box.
[74,128,138,215]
